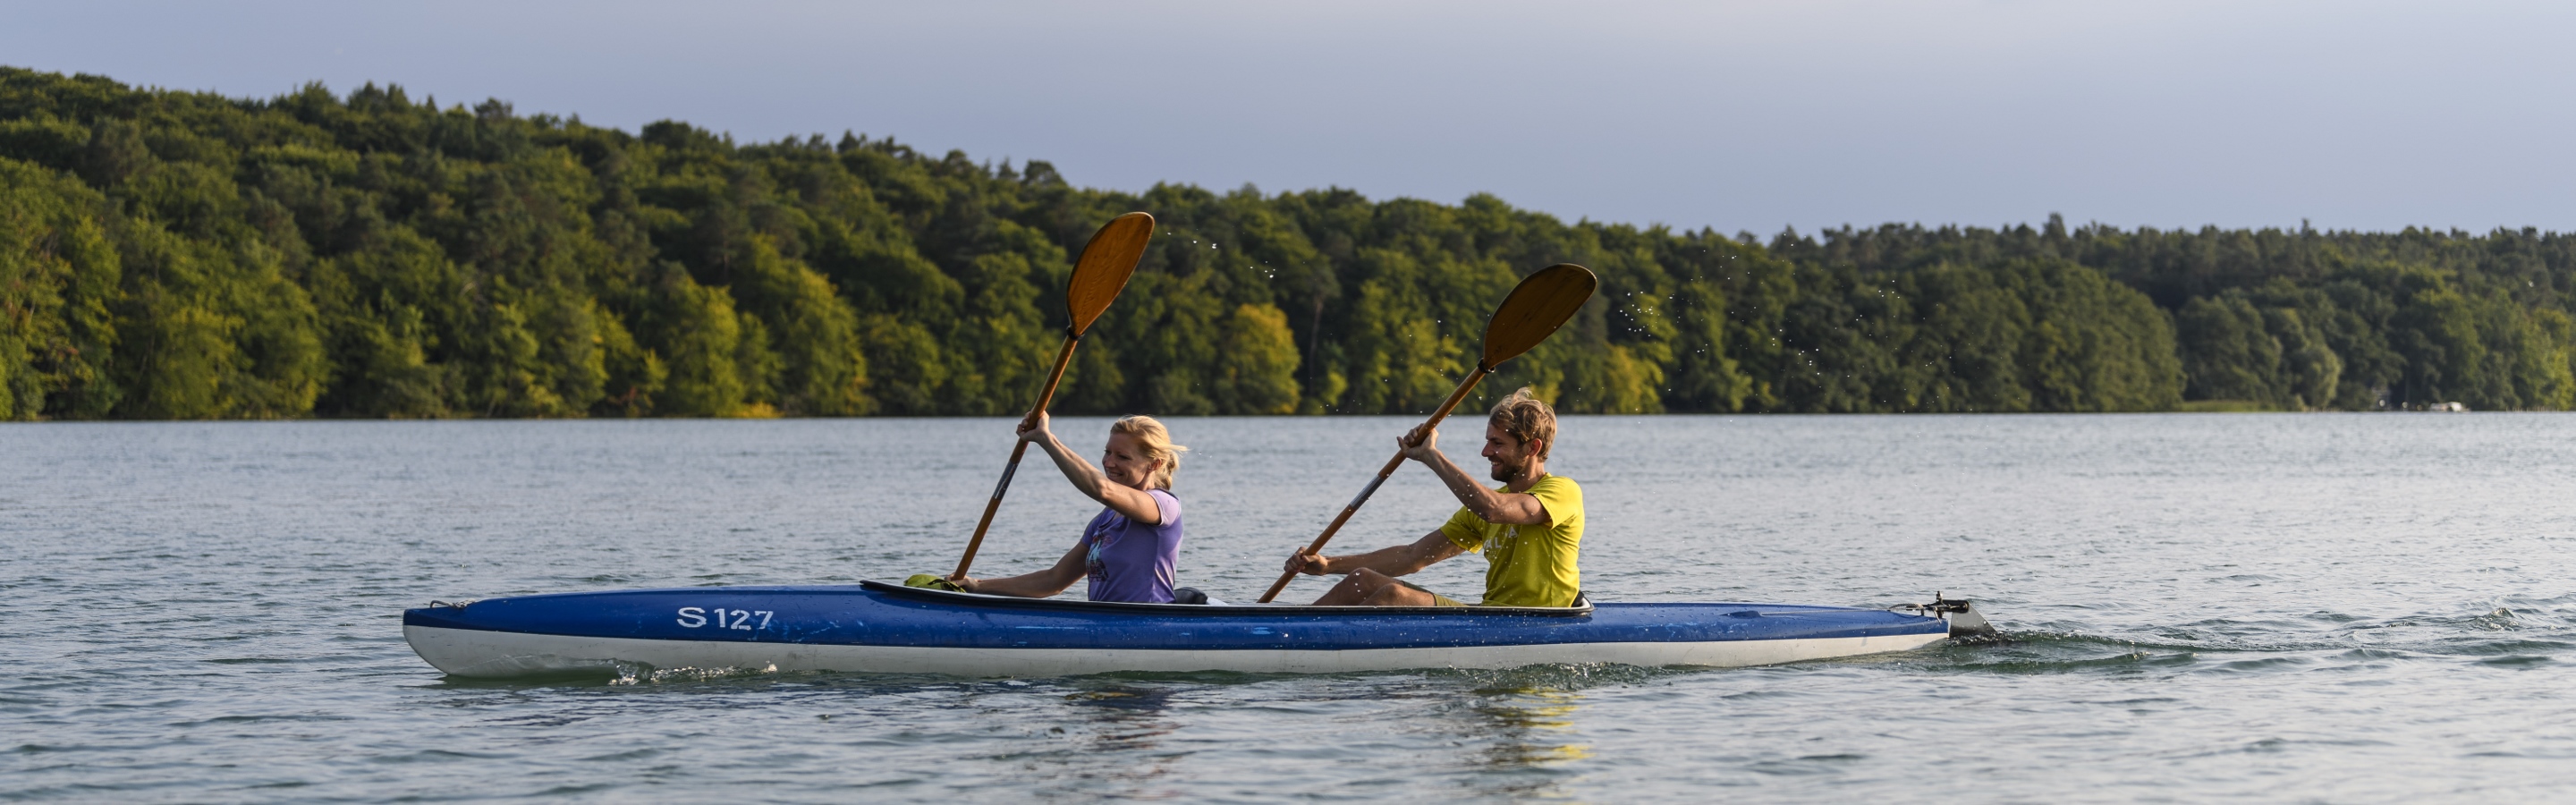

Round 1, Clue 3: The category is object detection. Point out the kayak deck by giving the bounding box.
[402,580,1962,678]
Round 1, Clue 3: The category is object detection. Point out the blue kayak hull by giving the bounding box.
[402,581,1956,678]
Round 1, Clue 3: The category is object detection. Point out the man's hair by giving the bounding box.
[1487,386,1557,460]
[1109,415,1189,489]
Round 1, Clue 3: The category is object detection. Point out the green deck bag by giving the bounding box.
[902,573,964,591]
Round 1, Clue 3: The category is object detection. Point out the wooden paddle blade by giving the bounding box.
[1065,212,1156,335]
[1480,263,1598,367]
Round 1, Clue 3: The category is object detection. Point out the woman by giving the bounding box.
[950,413,1188,604]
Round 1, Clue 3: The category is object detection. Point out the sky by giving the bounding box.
[6,0,2573,236]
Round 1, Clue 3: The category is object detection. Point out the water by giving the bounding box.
[4,414,2573,801]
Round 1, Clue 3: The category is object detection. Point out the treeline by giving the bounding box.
[1771,222,2576,411]
[2,68,2571,419]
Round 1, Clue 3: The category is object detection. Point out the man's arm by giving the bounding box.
[1285,530,1463,579]
[1399,425,1550,525]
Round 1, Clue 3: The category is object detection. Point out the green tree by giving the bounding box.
[0,157,123,419]
[1211,302,1301,414]
[641,266,748,417]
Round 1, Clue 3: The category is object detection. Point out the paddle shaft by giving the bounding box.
[953,335,1081,580]
[1258,364,1492,603]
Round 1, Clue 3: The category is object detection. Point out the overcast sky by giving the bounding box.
[8,1,2572,235]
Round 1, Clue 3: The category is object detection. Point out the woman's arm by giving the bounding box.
[954,542,1087,597]
[1021,412,1164,524]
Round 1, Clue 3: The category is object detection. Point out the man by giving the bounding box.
[1283,387,1583,607]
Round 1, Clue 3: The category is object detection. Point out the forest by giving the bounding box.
[4,67,2572,419]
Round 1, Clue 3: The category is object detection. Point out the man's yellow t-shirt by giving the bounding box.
[1438,475,1583,607]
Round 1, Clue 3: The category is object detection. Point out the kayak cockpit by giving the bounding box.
[859,580,1596,616]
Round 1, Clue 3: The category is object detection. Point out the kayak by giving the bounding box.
[402,580,1992,678]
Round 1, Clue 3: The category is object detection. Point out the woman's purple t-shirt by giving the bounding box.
[1078,488,1182,603]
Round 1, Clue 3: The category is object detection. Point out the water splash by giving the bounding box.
[607,662,781,686]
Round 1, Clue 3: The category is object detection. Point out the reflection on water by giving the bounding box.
[1027,682,1185,800]
[1471,689,1593,768]
[1449,683,1595,801]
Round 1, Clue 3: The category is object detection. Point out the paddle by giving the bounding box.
[949,212,1156,581]
[1257,263,1598,603]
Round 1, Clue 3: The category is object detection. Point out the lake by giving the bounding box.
[4,414,2573,801]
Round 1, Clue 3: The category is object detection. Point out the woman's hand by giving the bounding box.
[1284,551,1334,577]
[1017,411,1053,444]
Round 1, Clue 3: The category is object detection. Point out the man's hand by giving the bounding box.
[1284,551,1333,576]
[945,574,979,592]
[1396,423,1440,464]
[1016,411,1052,444]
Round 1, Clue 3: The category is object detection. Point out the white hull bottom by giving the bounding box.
[404,625,1951,678]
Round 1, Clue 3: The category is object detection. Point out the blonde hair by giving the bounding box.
[1109,415,1189,490]
[1487,387,1558,460]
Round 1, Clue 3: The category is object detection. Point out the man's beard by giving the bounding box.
[1487,459,1520,482]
